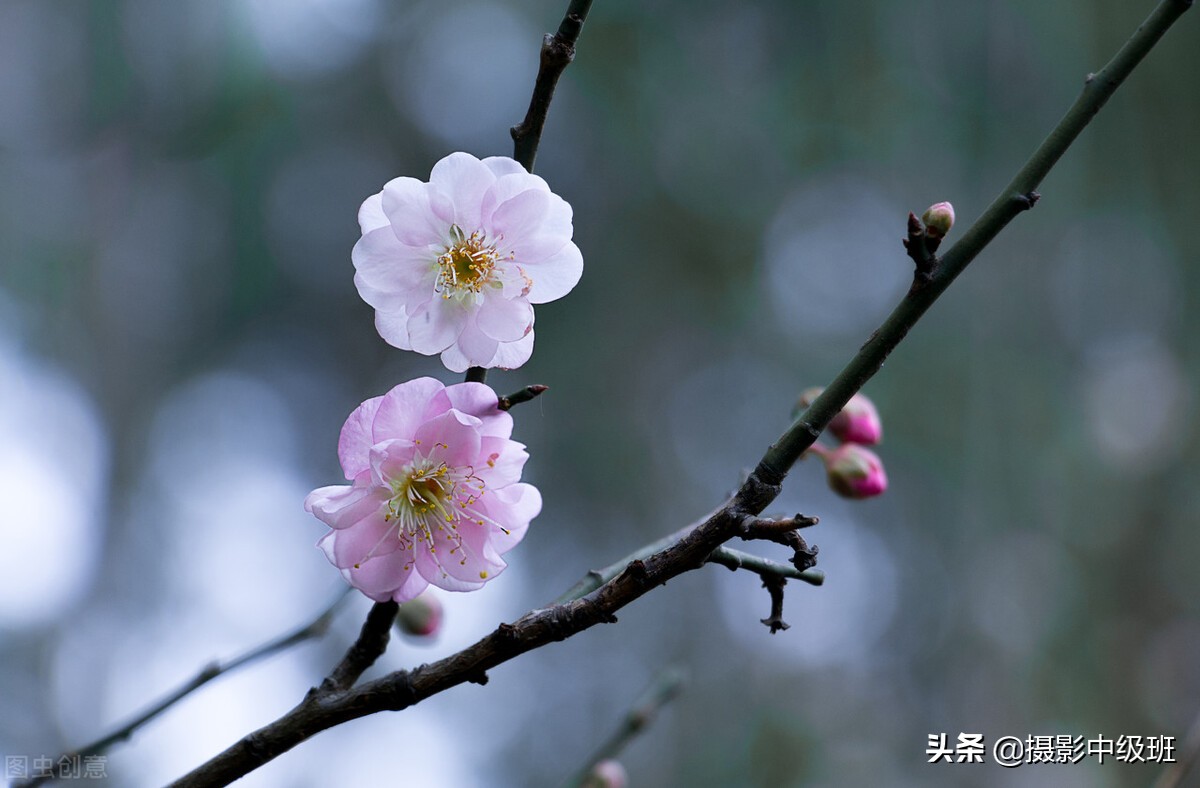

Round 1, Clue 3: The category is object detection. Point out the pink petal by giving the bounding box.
[520,241,583,304]
[367,438,418,487]
[430,521,507,584]
[481,156,530,179]
[415,544,487,592]
[407,297,469,355]
[351,228,435,307]
[438,342,472,373]
[338,396,384,477]
[412,409,483,468]
[505,192,573,263]
[358,193,389,234]
[442,383,512,439]
[372,377,447,443]
[388,562,432,604]
[489,331,535,370]
[486,483,540,552]
[453,321,500,367]
[374,307,415,351]
[488,188,551,246]
[381,177,448,246]
[475,295,533,342]
[476,436,528,488]
[429,152,495,231]
[305,483,388,530]
[328,511,402,567]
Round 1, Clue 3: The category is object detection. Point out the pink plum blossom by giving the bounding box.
[352,151,583,372]
[822,443,888,499]
[304,377,541,603]
[796,387,883,445]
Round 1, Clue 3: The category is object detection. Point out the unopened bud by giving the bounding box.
[581,760,627,788]
[823,443,888,499]
[829,393,882,445]
[793,388,883,445]
[395,592,443,638]
[921,201,955,240]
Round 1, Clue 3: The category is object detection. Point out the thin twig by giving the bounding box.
[166,3,1193,784]
[15,589,351,788]
[565,667,688,787]
[321,600,398,692]
[498,384,549,410]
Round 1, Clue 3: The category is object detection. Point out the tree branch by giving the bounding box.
[565,666,687,787]
[15,589,351,788]
[166,2,1193,784]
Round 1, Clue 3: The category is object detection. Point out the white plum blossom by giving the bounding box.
[304,377,541,602]
[352,152,583,371]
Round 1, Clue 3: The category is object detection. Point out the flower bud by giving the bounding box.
[581,760,628,788]
[395,592,443,638]
[823,444,888,499]
[921,201,955,240]
[828,393,882,445]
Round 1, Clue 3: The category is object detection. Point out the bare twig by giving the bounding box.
[565,667,688,787]
[759,576,790,634]
[498,384,549,410]
[321,601,398,692]
[16,589,351,788]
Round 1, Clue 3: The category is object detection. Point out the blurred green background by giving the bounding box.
[1,0,1197,785]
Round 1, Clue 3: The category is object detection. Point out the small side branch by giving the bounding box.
[15,589,351,788]
[322,601,399,692]
[565,667,687,787]
[759,576,790,634]
[498,384,549,410]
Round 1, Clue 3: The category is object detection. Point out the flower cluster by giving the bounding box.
[305,378,540,603]
[799,388,888,499]
[352,152,583,372]
[306,152,580,601]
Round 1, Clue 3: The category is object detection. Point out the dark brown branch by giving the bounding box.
[498,384,549,410]
[759,576,790,634]
[321,601,398,692]
[511,0,594,172]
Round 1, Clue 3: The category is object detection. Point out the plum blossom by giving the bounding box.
[352,151,583,372]
[304,377,541,602]
[797,387,883,445]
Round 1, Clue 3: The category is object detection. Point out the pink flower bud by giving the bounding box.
[581,760,628,788]
[395,592,443,638]
[823,444,888,499]
[794,388,883,445]
[921,201,955,240]
[828,393,882,445]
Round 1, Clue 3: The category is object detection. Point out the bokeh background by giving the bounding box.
[1,0,1198,785]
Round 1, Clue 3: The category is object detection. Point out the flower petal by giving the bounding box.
[407,297,469,355]
[481,156,529,179]
[453,321,500,367]
[358,193,390,234]
[442,382,512,439]
[371,377,447,444]
[476,436,528,488]
[484,483,540,553]
[305,483,388,529]
[352,227,435,311]
[381,177,448,246]
[412,409,483,468]
[489,330,535,370]
[374,306,415,351]
[429,152,495,231]
[337,395,384,478]
[488,188,551,246]
[475,295,534,342]
[520,241,583,304]
[328,511,403,566]
[415,544,487,592]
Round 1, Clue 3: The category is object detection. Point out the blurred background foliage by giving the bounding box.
[0,0,1197,785]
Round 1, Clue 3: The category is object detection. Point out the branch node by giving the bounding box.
[759,577,790,634]
[903,212,939,288]
[467,671,490,686]
[1016,190,1041,210]
[497,384,549,411]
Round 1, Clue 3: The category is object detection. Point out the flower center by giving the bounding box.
[435,225,502,300]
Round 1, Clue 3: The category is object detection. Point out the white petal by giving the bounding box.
[521,241,583,304]
[475,296,533,342]
[407,298,469,355]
